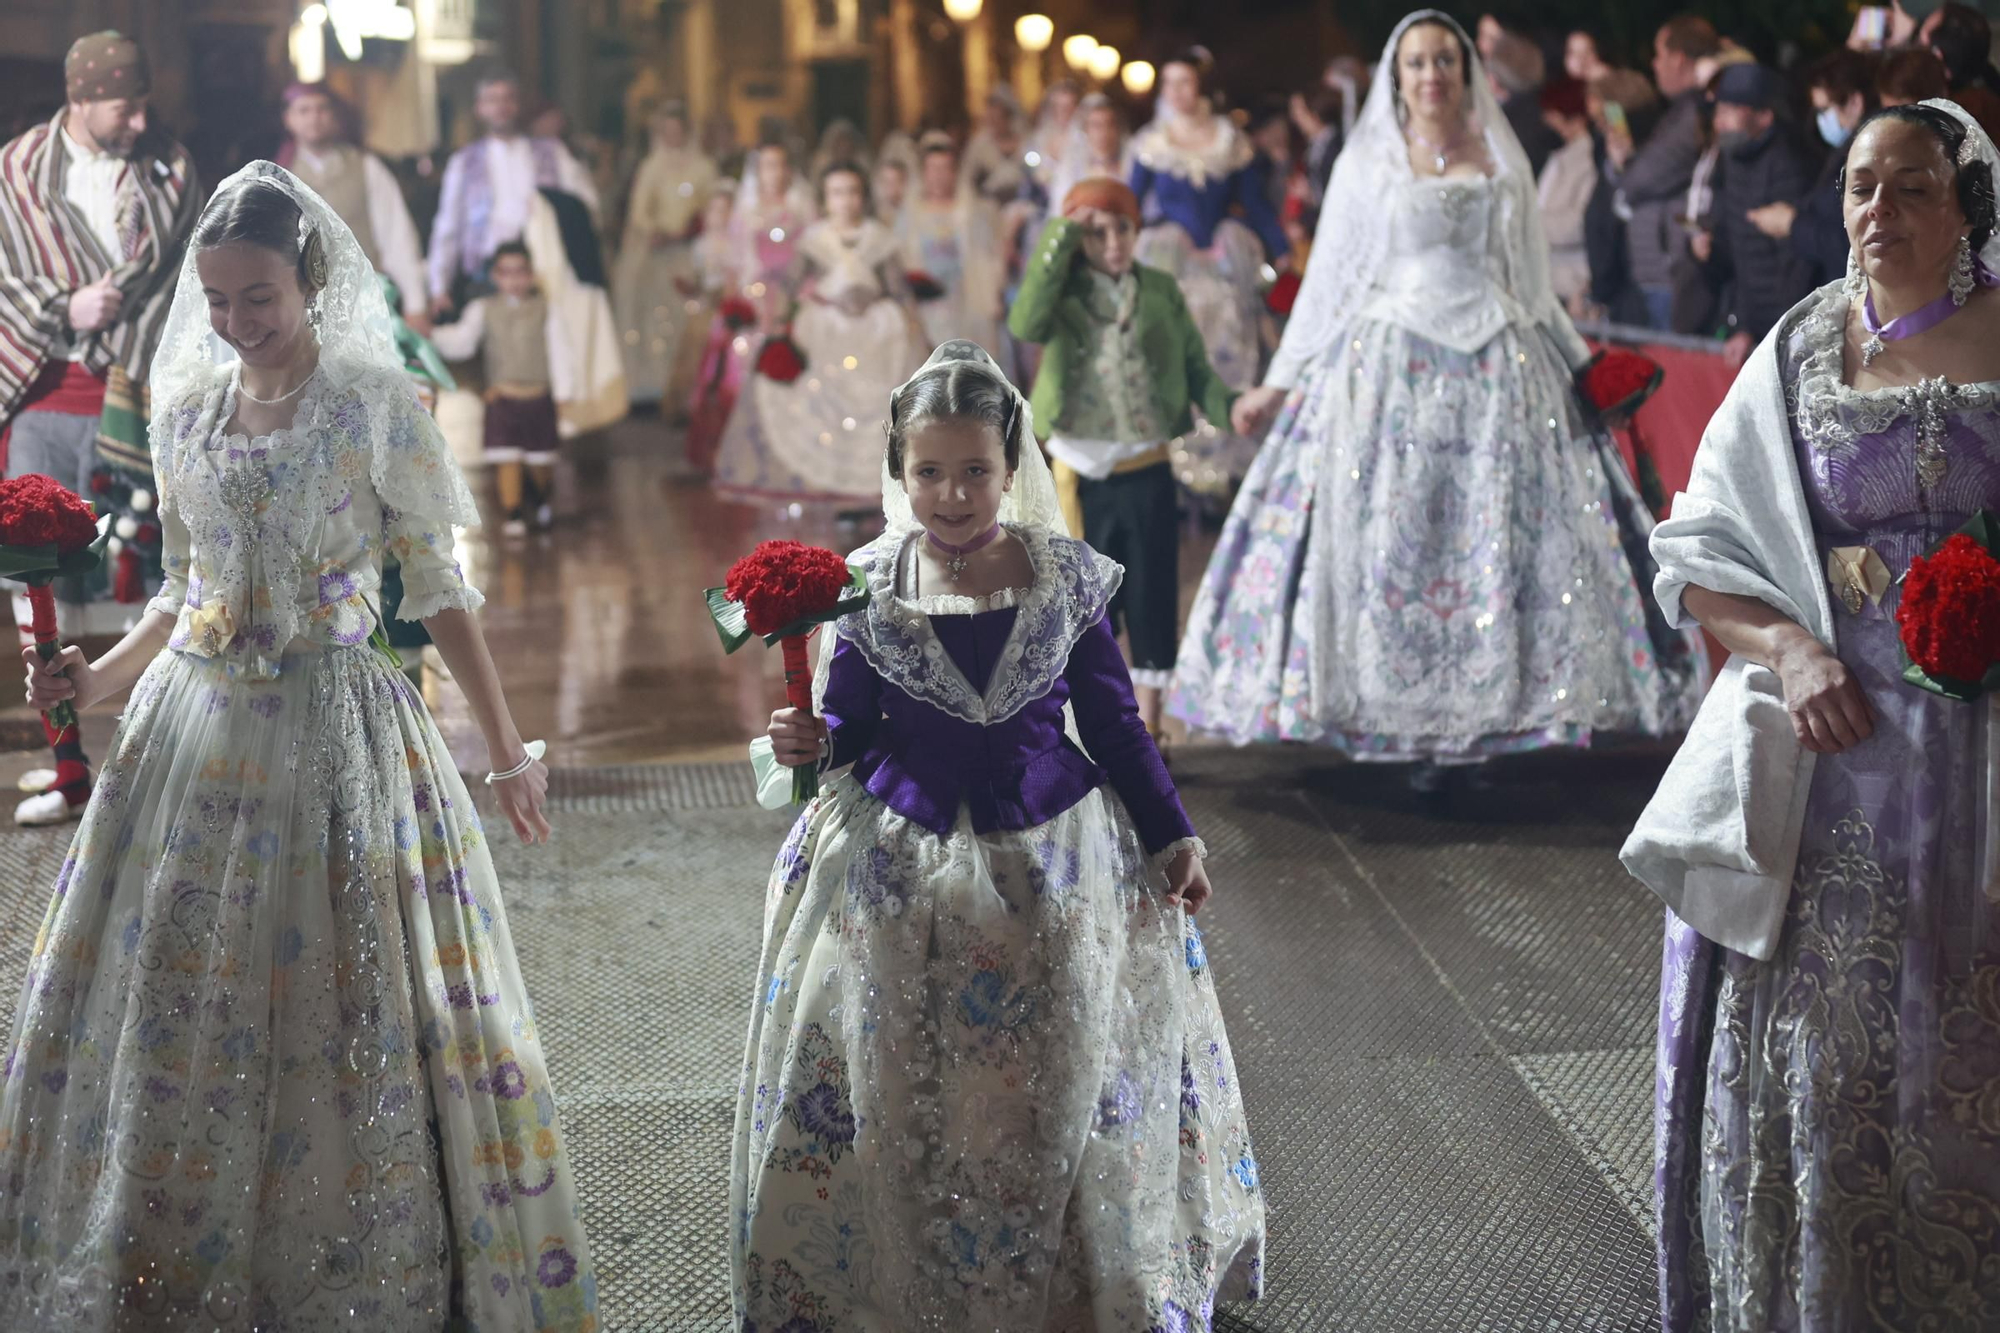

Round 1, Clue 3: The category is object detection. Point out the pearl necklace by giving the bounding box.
[234,364,316,406]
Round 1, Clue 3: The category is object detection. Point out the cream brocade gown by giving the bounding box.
[0,361,596,1332]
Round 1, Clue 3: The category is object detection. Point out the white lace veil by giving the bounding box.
[878,340,1068,538]
[1265,9,1579,386]
[1919,98,2000,273]
[149,160,402,426]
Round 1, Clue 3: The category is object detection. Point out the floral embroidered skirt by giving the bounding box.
[730,780,1264,1331]
[1170,318,1695,755]
[713,297,923,505]
[0,645,595,1333]
[1655,612,2000,1331]
[1135,219,1265,494]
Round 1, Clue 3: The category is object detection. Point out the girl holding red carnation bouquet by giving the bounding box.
[684,139,814,476]
[731,342,1264,1330]
[711,160,925,504]
[1630,102,2000,1328]
[2,163,597,1331]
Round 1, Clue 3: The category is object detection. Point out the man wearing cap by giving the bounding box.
[0,31,200,826]
[1691,62,1816,366]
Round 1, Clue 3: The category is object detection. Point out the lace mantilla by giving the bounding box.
[1789,283,1999,476]
[838,525,1123,725]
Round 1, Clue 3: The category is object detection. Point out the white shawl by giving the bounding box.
[1619,288,1835,961]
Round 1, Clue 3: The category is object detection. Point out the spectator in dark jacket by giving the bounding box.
[1488,26,1561,176]
[1583,71,1665,326]
[1693,63,1817,364]
[1743,51,1878,290]
[1615,15,1723,330]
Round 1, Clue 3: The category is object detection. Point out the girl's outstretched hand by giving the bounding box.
[1164,849,1212,916]
[769,707,828,769]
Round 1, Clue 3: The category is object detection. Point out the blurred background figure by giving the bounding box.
[613,101,717,413]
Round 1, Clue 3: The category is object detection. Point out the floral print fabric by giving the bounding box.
[730,783,1262,1330]
[1170,316,1693,755]
[0,644,595,1332]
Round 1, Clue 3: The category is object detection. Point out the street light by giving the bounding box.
[1062,34,1098,71]
[1121,60,1156,95]
[1014,14,1054,53]
[942,0,982,21]
[1089,44,1121,82]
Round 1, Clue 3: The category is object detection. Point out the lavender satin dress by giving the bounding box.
[1656,295,2000,1330]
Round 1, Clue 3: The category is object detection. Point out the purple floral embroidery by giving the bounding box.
[792,1083,855,1149]
[490,1061,528,1100]
[318,570,359,606]
[536,1246,578,1288]
[144,1075,180,1103]
[1098,1069,1140,1129]
[40,1069,67,1095]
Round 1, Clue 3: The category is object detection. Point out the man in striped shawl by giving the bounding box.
[0,31,199,826]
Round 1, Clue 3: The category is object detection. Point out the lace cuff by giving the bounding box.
[396,582,486,621]
[1152,836,1207,871]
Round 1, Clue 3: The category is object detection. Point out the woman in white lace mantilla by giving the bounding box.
[0,163,595,1332]
[1171,11,1699,771]
[730,343,1263,1330]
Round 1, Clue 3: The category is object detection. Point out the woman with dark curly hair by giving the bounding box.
[1629,101,2000,1330]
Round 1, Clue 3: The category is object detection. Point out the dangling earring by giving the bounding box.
[1949,235,1977,307]
[1844,249,1866,299]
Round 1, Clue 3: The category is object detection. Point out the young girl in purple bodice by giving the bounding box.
[728,341,1265,1331]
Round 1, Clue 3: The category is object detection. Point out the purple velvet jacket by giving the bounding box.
[820,528,1194,856]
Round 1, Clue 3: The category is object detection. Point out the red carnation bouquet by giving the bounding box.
[720,295,759,330]
[0,476,112,735]
[756,330,809,384]
[1897,512,2000,701]
[905,270,946,302]
[707,540,870,802]
[1578,347,1670,514]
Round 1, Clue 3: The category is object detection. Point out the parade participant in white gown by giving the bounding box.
[1024,79,1084,212]
[0,161,596,1333]
[278,82,429,331]
[714,161,924,503]
[426,70,597,317]
[898,132,1004,355]
[732,341,1264,1330]
[1171,11,1699,777]
[613,101,717,407]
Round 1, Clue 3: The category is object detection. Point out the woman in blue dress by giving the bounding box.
[1130,49,1290,491]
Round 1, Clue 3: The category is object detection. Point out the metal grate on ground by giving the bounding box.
[0,751,1671,1332]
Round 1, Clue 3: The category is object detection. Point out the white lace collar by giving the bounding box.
[839,524,1122,725]
[1792,282,2000,460]
[1132,116,1254,186]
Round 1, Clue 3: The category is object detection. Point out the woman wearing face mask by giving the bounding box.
[1172,11,1701,784]
[1630,101,2000,1331]
[713,162,923,503]
[1746,51,1881,290]
[1129,48,1291,494]
[737,341,1263,1330]
[2,163,595,1330]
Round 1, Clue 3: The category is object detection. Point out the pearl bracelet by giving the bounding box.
[485,739,547,785]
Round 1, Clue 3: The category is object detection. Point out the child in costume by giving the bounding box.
[712,161,924,503]
[686,142,812,476]
[430,241,562,535]
[666,180,737,425]
[1008,179,1235,737]
[731,341,1264,1330]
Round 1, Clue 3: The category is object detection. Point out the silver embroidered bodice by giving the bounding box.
[1357,175,1532,355]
